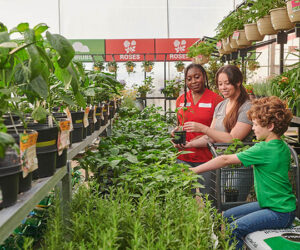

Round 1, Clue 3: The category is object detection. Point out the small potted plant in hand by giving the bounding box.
[173,106,189,144]
[142,61,154,72]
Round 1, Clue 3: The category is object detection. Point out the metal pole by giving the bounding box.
[58,0,61,34]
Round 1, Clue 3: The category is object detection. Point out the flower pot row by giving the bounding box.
[218,1,299,55]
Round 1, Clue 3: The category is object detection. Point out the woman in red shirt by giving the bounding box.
[173,63,223,195]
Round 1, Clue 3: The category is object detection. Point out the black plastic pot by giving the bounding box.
[3,114,20,126]
[7,128,36,193]
[108,100,115,119]
[102,103,109,126]
[225,189,239,202]
[52,112,68,119]
[25,124,58,179]
[83,127,87,139]
[56,148,67,168]
[173,131,186,145]
[0,149,21,208]
[87,119,95,136]
[70,111,84,143]
[95,106,102,130]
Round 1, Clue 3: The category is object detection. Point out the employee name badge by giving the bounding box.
[20,132,38,178]
[83,107,90,128]
[57,120,71,156]
[232,30,240,40]
[93,105,97,123]
[64,107,73,131]
[292,0,300,12]
[199,103,212,108]
[179,102,191,107]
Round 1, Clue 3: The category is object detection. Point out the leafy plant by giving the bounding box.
[187,41,216,58]
[160,78,184,98]
[93,61,104,71]
[175,61,185,72]
[124,61,136,74]
[133,76,154,97]
[247,60,260,71]
[107,61,118,72]
[141,60,154,72]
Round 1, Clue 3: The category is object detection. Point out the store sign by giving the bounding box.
[105,39,155,61]
[155,38,198,61]
[69,39,105,62]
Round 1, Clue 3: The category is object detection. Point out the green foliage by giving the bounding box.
[175,60,184,69]
[141,60,154,67]
[125,61,136,67]
[161,78,184,98]
[93,61,104,71]
[187,41,216,58]
[133,76,154,97]
[204,58,224,92]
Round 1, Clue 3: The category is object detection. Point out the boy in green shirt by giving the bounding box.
[190,96,296,250]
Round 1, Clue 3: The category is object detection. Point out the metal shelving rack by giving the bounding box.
[0,116,116,244]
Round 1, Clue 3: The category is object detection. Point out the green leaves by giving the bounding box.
[29,75,49,99]
[0,132,16,158]
[46,32,75,68]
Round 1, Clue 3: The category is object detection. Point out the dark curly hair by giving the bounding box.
[247,96,293,136]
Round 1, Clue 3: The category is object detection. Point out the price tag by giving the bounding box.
[292,0,300,12]
[20,132,38,177]
[216,41,222,49]
[64,107,73,131]
[101,106,104,120]
[232,31,240,40]
[83,107,90,128]
[57,120,71,156]
[93,105,97,123]
[114,99,117,109]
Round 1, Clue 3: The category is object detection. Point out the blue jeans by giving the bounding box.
[223,202,295,250]
[176,159,211,196]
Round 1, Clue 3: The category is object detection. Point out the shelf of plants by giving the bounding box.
[0,115,116,245]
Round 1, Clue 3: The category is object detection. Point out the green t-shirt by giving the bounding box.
[237,140,296,212]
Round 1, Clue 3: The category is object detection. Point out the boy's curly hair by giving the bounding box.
[247,96,293,136]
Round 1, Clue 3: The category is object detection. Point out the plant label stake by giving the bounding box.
[83,107,90,128]
[20,132,38,178]
[57,120,71,156]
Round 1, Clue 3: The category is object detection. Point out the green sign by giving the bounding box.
[69,39,105,62]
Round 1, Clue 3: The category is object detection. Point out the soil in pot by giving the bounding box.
[172,130,186,145]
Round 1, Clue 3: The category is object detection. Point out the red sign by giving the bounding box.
[155,38,198,61]
[105,39,155,61]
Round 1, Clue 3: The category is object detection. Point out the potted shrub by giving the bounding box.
[93,61,105,71]
[175,61,185,72]
[269,0,295,31]
[161,78,184,98]
[125,61,136,74]
[142,61,154,72]
[133,76,154,98]
[247,60,260,71]
[107,61,118,73]
[187,41,215,65]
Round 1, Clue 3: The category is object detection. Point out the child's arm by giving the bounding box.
[190,154,241,174]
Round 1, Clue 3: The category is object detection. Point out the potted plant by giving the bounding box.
[187,41,215,65]
[247,60,260,71]
[107,61,118,73]
[125,61,136,74]
[173,106,190,145]
[142,61,154,72]
[287,0,300,23]
[133,76,154,98]
[175,61,185,72]
[93,61,105,71]
[161,78,184,98]
[269,0,294,31]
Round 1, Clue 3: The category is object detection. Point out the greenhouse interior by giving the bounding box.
[0,0,300,249]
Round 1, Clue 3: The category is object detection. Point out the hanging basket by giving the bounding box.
[192,55,210,65]
[126,65,134,73]
[229,35,239,50]
[257,15,277,35]
[236,30,252,47]
[270,7,295,31]
[144,65,153,72]
[244,23,265,42]
[218,47,230,55]
[176,65,185,72]
[108,65,117,72]
[222,38,236,53]
[287,0,300,23]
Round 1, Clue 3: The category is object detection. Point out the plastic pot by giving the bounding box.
[173,131,186,145]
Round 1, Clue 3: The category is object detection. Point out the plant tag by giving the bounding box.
[57,120,71,156]
[93,105,97,123]
[114,99,117,109]
[20,132,38,178]
[83,107,90,128]
[232,31,240,40]
[186,102,191,107]
[227,37,230,44]
[216,41,222,49]
[64,107,73,131]
[292,0,300,12]
[197,54,203,60]
[48,115,53,127]
[198,103,212,108]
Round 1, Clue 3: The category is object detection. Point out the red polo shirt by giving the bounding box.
[176,89,223,163]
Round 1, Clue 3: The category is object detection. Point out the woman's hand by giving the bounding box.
[170,126,179,137]
[183,122,208,133]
